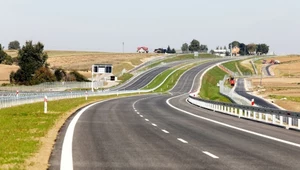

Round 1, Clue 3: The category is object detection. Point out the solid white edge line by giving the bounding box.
[177,138,188,144]
[166,96,300,148]
[152,123,157,127]
[203,151,219,159]
[162,129,170,134]
[60,101,105,170]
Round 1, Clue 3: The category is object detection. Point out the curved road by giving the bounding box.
[49,60,300,170]
[235,79,279,109]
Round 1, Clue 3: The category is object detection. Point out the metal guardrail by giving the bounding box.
[188,95,300,130]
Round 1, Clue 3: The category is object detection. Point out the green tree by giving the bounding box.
[171,48,176,54]
[181,43,189,52]
[8,40,20,50]
[261,44,269,54]
[239,43,248,56]
[13,41,49,85]
[200,45,208,53]
[189,39,200,52]
[0,44,7,63]
[224,46,227,50]
[247,43,257,54]
[229,41,240,49]
[166,45,171,53]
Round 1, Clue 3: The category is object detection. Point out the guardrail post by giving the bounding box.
[265,113,268,122]
[288,117,292,127]
[239,109,243,118]
[248,110,251,118]
[272,114,276,124]
[231,107,234,114]
[44,96,47,114]
[280,116,283,126]
[298,119,300,129]
[259,113,262,120]
[235,108,238,115]
[253,112,257,120]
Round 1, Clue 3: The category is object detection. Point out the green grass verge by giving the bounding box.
[145,54,217,70]
[118,73,133,84]
[199,67,232,102]
[223,61,253,75]
[142,69,175,90]
[0,94,139,169]
[153,63,201,92]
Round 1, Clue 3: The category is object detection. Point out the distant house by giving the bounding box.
[137,47,149,53]
[232,46,240,56]
[213,49,227,57]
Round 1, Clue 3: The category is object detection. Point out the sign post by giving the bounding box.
[44,96,48,114]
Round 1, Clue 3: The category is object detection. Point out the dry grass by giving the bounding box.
[0,64,19,83]
[0,51,163,81]
[250,55,300,111]
[46,51,161,74]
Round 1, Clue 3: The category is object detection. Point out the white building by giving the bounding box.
[213,49,227,57]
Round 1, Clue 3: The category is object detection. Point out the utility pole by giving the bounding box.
[230,44,232,58]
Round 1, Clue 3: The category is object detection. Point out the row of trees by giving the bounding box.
[9,41,89,85]
[181,39,208,53]
[229,41,269,56]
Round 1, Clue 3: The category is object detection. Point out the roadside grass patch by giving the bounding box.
[200,67,232,102]
[0,94,137,169]
[118,73,133,84]
[142,69,175,90]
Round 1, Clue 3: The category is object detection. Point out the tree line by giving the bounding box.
[181,39,208,53]
[229,41,270,56]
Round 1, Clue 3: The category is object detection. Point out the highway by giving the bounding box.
[49,60,300,170]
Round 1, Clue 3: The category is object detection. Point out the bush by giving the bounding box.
[69,71,89,82]
[30,67,56,85]
[55,68,67,81]
[3,55,13,65]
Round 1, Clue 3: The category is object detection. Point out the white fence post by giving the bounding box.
[259,113,262,120]
[253,112,257,120]
[288,117,292,127]
[44,96,48,114]
[280,116,283,125]
[265,113,268,122]
[272,115,276,124]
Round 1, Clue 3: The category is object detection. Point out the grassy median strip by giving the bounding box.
[223,61,253,75]
[142,69,175,90]
[0,94,139,170]
[146,54,216,70]
[200,66,232,103]
[152,63,202,92]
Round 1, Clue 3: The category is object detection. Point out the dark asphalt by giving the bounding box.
[49,59,300,170]
[235,79,279,109]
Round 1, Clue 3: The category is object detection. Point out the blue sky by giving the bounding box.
[1,0,300,54]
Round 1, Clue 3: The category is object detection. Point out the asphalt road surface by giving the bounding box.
[49,60,300,170]
[235,79,279,109]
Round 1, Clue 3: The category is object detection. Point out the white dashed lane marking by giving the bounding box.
[152,123,157,127]
[161,129,169,134]
[203,151,219,159]
[177,138,188,144]
[145,119,149,122]
[140,115,144,118]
